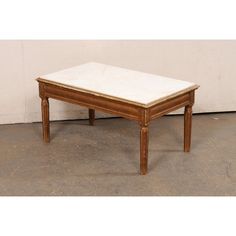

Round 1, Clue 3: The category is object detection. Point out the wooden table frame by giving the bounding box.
[38,80,198,175]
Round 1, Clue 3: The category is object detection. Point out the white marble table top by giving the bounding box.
[38,62,199,107]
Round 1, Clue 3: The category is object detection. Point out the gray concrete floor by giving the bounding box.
[0,113,236,196]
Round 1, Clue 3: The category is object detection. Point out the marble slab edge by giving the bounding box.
[36,77,199,108]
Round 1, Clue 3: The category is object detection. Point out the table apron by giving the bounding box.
[40,82,141,121]
[149,92,193,120]
[39,82,195,124]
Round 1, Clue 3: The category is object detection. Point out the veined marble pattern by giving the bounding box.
[38,62,198,107]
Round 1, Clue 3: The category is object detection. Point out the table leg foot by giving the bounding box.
[184,105,192,152]
[140,125,149,175]
[89,109,95,126]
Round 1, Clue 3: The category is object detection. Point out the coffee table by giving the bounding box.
[36,62,199,175]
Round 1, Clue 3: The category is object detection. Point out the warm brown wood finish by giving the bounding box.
[39,83,50,143]
[184,91,194,152]
[40,82,141,121]
[140,125,149,175]
[41,97,50,143]
[89,109,95,126]
[184,105,192,152]
[37,80,198,175]
[149,92,191,120]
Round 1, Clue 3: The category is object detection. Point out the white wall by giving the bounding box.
[0,40,236,124]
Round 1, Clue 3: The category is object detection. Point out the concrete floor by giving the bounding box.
[0,113,236,196]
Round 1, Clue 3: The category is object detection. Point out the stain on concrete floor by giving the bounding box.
[0,113,236,196]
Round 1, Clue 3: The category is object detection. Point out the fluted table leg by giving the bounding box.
[41,97,50,143]
[184,105,192,152]
[140,124,149,175]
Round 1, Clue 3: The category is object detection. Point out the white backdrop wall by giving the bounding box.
[0,40,236,124]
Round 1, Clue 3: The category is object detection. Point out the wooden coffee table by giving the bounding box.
[37,62,199,175]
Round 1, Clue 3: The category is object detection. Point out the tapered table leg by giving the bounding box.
[41,97,50,143]
[140,125,149,175]
[89,108,95,126]
[184,105,192,152]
